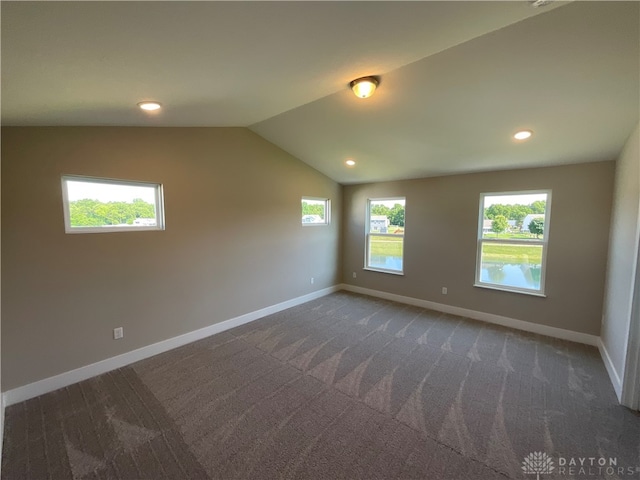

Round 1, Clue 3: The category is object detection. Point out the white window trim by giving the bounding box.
[301,197,330,226]
[365,197,405,275]
[363,266,405,276]
[474,189,551,296]
[61,175,165,234]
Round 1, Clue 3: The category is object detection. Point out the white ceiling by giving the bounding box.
[2,1,638,184]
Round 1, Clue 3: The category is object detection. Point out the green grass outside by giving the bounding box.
[370,235,403,257]
[369,233,542,265]
[483,232,541,240]
[482,244,542,264]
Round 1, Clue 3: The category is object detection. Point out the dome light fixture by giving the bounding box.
[530,0,553,8]
[138,101,162,111]
[350,76,379,99]
[513,130,533,140]
[345,159,356,167]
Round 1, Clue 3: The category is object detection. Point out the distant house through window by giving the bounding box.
[476,190,551,295]
[366,198,406,274]
[301,197,330,225]
[61,175,165,233]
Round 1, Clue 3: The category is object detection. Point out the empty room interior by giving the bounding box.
[1,1,639,479]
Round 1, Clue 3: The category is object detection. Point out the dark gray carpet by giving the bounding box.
[3,291,639,479]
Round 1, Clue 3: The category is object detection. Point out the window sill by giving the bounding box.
[364,267,404,276]
[474,283,546,298]
[65,226,164,234]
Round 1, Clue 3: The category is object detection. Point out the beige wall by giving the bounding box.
[602,124,640,378]
[1,127,342,390]
[342,161,615,335]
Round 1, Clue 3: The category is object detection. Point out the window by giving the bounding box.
[476,191,551,295]
[61,175,165,233]
[366,198,405,274]
[301,197,330,225]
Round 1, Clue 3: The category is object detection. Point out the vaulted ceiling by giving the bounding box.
[2,1,638,184]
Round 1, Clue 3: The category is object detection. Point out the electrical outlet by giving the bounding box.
[113,327,124,340]
[353,272,357,278]
[441,287,448,295]
[310,277,314,284]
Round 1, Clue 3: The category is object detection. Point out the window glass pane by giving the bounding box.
[480,243,543,290]
[482,193,548,241]
[366,198,405,273]
[301,198,328,225]
[63,177,163,232]
[368,234,404,271]
[369,199,405,234]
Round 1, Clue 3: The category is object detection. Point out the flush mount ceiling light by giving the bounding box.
[530,0,553,7]
[137,101,162,111]
[513,130,533,140]
[350,76,379,99]
[345,159,356,167]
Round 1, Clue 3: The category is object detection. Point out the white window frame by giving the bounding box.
[61,175,165,234]
[301,197,330,226]
[365,197,405,275]
[474,190,552,296]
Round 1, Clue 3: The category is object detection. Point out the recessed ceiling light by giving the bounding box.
[349,76,379,99]
[345,159,356,167]
[514,130,533,140]
[137,102,162,111]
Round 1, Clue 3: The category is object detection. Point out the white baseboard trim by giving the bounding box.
[0,393,4,466]
[3,286,340,407]
[598,339,623,402]
[2,284,606,406]
[340,284,599,347]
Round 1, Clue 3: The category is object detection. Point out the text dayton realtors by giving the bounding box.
[557,456,638,477]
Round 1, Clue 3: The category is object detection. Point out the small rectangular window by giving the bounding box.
[365,198,405,274]
[475,190,551,295]
[301,197,330,225]
[61,175,165,234]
